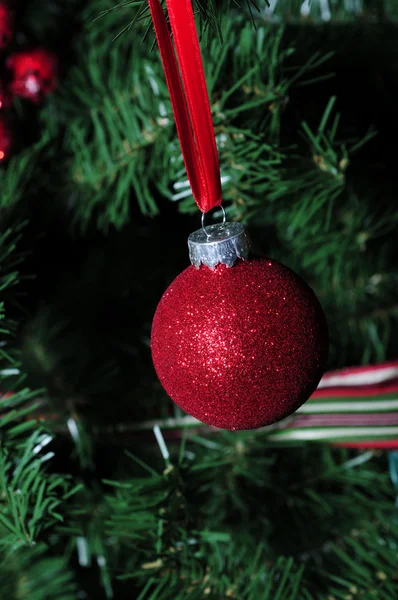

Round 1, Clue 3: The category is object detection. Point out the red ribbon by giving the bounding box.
[147,0,222,213]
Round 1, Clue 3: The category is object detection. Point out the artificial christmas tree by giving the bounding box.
[1,1,398,599]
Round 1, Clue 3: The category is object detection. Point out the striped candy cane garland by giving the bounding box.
[267,361,398,447]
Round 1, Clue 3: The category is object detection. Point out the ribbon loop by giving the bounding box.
[148,0,222,213]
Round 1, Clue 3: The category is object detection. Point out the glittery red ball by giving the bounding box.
[6,48,57,104]
[151,258,328,430]
[0,2,14,50]
[0,114,13,162]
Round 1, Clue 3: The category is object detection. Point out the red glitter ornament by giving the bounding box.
[151,257,328,430]
[0,114,13,162]
[6,48,57,104]
[0,1,14,50]
[148,1,328,430]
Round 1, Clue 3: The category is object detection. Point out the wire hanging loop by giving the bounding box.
[201,206,226,237]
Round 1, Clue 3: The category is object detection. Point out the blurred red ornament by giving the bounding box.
[0,1,14,50]
[6,48,57,103]
[152,257,328,430]
[0,114,13,161]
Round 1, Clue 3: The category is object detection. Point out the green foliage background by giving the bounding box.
[1,1,398,598]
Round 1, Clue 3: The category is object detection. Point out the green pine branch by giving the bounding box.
[318,521,398,600]
[0,140,48,214]
[74,431,394,598]
[0,229,82,568]
[0,428,82,549]
[0,542,77,600]
[45,14,341,229]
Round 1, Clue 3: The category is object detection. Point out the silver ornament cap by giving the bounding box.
[188,221,251,269]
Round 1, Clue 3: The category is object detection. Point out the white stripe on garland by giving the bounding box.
[298,399,398,413]
[318,365,398,388]
[267,426,398,441]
